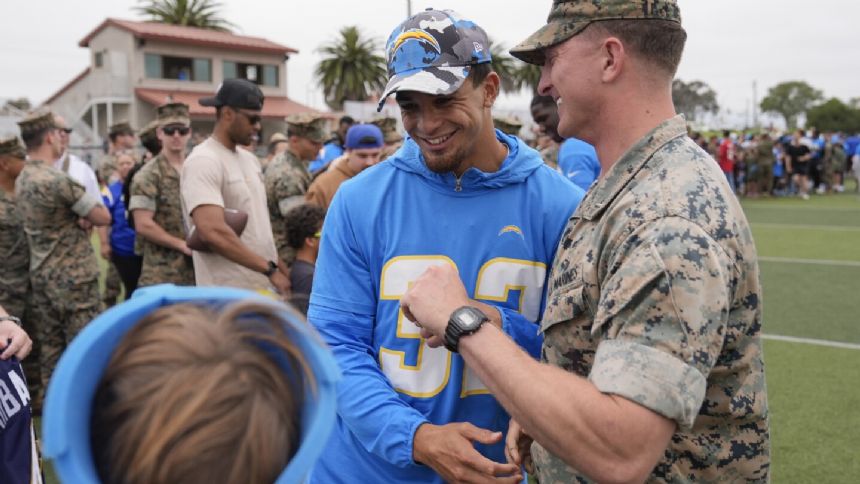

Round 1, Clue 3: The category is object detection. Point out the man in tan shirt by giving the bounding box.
[180,79,290,294]
[305,124,384,210]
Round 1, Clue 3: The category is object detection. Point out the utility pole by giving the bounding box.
[407,0,412,17]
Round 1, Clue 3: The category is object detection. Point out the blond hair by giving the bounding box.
[91,301,314,484]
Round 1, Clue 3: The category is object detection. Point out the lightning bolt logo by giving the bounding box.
[391,29,442,56]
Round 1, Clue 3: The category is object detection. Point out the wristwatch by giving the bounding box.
[0,315,22,327]
[263,260,279,277]
[444,306,490,353]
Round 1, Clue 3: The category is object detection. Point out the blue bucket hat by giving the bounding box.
[42,284,340,484]
[377,8,492,111]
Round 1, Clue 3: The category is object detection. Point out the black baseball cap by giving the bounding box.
[199,79,265,110]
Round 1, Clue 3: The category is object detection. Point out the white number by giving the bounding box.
[379,256,546,399]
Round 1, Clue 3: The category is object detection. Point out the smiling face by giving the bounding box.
[537,33,604,143]
[395,72,498,175]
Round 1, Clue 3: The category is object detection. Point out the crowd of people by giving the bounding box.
[0,1,779,483]
[690,128,860,200]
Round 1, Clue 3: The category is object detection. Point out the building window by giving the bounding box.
[144,54,212,82]
[224,61,279,87]
[94,51,104,68]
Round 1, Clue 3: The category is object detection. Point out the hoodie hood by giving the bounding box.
[387,130,545,193]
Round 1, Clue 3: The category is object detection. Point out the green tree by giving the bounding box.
[760,81,823,129]
[513,62,542,93]
[672,79,719,122]
[134,0,236,31]
[315,26,387,111]
[805,98,860,133]
[488,39,518,94]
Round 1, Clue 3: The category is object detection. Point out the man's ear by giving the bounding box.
[482,71,501,108]
[601,37,626,83]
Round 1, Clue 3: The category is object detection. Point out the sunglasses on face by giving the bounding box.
[236,110,262,125]
[163,126,191,136]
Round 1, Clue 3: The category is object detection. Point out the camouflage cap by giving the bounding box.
[108,121,135,137]
[286,113,328,144]
[157,102,191,127]
[510,0,682,65]
[493,116,523,136]
[370,116,403,143]
[139,119,160,142]
[17,108,57,138]
[377,8,492,112]
[268,132,288,145]
[0,135,26,158]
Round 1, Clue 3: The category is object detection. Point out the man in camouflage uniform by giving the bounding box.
[400,1,770,482]
[264,113,326,265]
[493,116,523,137]
[15,109,112,402]
[129,103,195,287]
[370,116,403,162]
[0,136,41,410]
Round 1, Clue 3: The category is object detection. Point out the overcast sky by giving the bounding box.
[2,0,858,122]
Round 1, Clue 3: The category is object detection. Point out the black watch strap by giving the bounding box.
[263,260,278,277]
[444,306,489,353]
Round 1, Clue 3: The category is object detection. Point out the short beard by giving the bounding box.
[423,143,469,174]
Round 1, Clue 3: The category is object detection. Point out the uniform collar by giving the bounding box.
[577,115,687,221]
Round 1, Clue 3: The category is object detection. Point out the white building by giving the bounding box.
[44,18,318,150]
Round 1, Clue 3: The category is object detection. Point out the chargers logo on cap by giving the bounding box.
[390,29,441,57]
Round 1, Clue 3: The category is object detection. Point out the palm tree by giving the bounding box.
[134,0,236,32]
[315,26,387,111]
[513,62,542,93]
[489,39,518,94]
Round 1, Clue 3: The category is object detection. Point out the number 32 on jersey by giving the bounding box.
[378,256,545,398]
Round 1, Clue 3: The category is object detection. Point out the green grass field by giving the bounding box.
[744,184,860,483]
[39,185,860,483]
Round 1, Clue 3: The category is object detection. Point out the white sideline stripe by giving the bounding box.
[758,256,860,268]
[762,334,860,351]
[752,222,860,232]
[745,204,860,212]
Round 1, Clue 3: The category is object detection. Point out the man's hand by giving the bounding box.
[504,419,535,475]
[401,264,471,337]
[269,269,291,297]
[177,240,193,256]
[0,321,33,360]
[100,241,112,260]
[413,422,522,483]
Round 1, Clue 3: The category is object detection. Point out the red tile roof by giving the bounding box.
[135,88,320,119]
[80,18,298,56]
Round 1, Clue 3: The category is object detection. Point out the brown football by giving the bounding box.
[186,208,248,252]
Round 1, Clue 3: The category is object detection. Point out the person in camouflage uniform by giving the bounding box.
[753,133,775,196]
[370,116,404,162]
[399,1,770,483]
[264,113,326,265]
[0,136,41,410]
[15,109,112,403]
[129,103,196,287]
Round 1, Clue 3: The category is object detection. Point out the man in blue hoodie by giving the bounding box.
[308,9,585,484]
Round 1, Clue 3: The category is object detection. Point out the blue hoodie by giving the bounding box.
[308,131,584,483]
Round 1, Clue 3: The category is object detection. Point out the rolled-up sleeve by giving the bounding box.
[589,217,734,429]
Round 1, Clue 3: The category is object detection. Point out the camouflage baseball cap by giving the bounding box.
[157,102,191,127]
[17,108,58,138]
[0,135,26,158]
[493,116,523,136]
[286,113,328,144]
[139,119,160,143]
[511,0,682,65]
[108,121,135,137]
[268,132,288,145]
[377,8,492,112]
[370,116,403,143]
